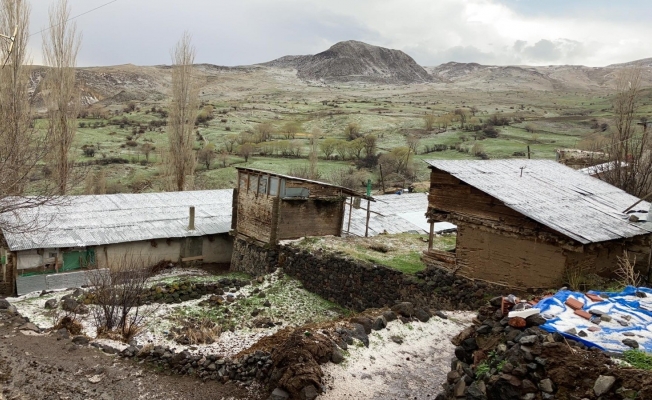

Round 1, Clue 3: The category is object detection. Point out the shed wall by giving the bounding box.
[235,188,275,244]
[277,200,343,240]
[455,224,568,288]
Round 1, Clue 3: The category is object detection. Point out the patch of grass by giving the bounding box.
[623,350,652,370]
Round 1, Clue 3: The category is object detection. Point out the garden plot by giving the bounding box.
[8,268,348,358]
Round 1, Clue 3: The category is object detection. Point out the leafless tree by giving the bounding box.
[309,128,320,179]
[168,31,199,191]
[282,121,300,139]
[42,0,81,195]
[255,122,274,142]
[197,143,216,170]
[238,142,254,163]
[140,142,155,163]
[595,67,652,197]
[0,0,62,234]
[87,255,156,342]
[423,114,435,131]
[345,122,362,140]
[406,135,420,157]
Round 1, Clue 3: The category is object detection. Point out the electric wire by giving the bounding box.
[29,0,119,38]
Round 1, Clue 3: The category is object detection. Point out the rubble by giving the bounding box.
[436,297,652,400]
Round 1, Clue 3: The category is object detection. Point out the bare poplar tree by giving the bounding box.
[309,128,320,180]
[595,67,652,197]
[0,0,60,233]
[168,32,199,191]
[42,0,81,195]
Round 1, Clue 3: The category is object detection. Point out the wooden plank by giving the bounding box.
[181,256,204,262]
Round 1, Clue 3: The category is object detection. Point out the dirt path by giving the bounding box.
[0,310,264,400]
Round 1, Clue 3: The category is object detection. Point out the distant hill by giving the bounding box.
[24,42,652,108]
[262,40,432,84]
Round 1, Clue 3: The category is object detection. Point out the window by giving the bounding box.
[259,176,268,194]
[269,177,279,196]
[249,175,258,192]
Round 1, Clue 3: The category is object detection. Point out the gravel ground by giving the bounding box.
[321,311,474,400]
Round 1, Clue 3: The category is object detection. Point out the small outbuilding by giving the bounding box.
[423,159,652,289]
[0,190,234,295]
[231,167,372,246]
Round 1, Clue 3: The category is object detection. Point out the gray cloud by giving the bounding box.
[25,0,652,67]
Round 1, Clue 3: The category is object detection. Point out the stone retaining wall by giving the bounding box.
[229,238,278,277]
[230,240,502,311]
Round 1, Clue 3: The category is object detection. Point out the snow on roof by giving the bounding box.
[344,192,455,237]
[1,190,234,251]
[424,159,651,244]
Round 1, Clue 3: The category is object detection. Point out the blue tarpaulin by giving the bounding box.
[534,286,652,353]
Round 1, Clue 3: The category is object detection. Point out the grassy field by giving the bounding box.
[296,233,457,275]
[42,82,652,195]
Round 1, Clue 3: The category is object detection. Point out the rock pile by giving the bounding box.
[437,299,652,400]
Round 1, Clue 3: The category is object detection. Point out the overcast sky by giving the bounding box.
[25,0,652,68]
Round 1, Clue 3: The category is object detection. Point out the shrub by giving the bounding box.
[126,140,138,147]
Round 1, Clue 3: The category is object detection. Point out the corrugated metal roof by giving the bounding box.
[344,193,456,237]
[2,190,233,251]
[424,159,652,244]
[235,167,374,200]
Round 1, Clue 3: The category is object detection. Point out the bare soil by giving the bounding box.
[0,311,264,400]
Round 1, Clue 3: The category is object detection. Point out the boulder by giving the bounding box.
[331,347,344,364]
[72,336,90,345]
[269,388,290,400]
[391,302,414,318]
[371,317,386,331]
[382,310,397,322]
[594,375,616,396]
[44,299,58,309]
[61,298,79,313]
[414,308,431,323]
[0,299,11,309]
[18,322,39,332]
[299,385,318,400]
[350,323,369,347]
[350,317,373,334]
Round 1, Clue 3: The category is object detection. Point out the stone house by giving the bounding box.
[0,190,234,295]
[423,159,652,289]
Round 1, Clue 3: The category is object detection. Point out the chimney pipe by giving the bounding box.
[188,206,195,231]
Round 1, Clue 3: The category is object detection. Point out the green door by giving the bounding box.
[62,249,96,272]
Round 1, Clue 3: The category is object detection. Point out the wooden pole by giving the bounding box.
[364,199,371,237]
[347,196,353,234]
[379,164,386,194]
[527,146,531,159]
[428,221,434,252]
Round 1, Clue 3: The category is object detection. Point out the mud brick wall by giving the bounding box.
[278,247,502,312]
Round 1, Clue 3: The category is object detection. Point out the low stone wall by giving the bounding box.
[278,247,500,311]
[229,238,278,277]
[229,240,503,311]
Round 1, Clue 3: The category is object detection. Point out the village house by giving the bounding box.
[423,159,652,289]
[0,190,234,295]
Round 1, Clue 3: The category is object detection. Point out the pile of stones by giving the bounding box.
[436,298,652,400]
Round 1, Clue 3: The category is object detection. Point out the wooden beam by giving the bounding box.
[347,196,353,234]
[365,199,371,237]
[428,221,434,251]
[181,256,204,262]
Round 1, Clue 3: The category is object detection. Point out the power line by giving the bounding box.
[29,0,119,38]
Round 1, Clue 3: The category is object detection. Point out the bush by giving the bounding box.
[126,140,138,147]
